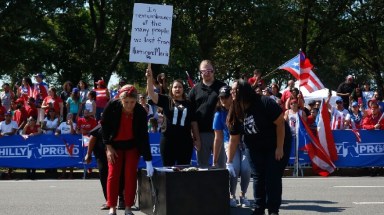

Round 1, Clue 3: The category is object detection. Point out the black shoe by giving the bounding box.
[117,202,125,210]
[252,208,265,215]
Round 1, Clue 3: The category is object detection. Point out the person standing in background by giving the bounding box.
[94,79,110,121]
[60,81,73,122]
[213,85,251,208]
[188,60,226,168]
[78,80,89,116]
[32,73,49,124]
[337,75,357,110]
[17,77,34,106]
[1,83,15,111]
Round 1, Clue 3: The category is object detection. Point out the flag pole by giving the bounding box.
[261,67,280,79]
[293,113,299,177]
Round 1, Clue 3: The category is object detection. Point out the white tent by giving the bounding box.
[291,80,340,107]
[302,88,340,107]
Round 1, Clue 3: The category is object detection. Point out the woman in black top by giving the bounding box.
[146,67,201,166]
[226,80,291,215]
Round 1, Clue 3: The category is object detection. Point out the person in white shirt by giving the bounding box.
[42,108,59,134]
[0,111,18,136]
[328,97,349,130]
[55,113,77,135]
[55,113,77,179]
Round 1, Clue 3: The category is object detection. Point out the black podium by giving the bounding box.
[138,168,229,215]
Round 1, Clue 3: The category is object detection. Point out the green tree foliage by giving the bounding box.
[0,0,383,95]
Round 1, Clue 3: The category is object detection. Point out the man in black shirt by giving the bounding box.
[188,60,226,168]
[337,75,357,109]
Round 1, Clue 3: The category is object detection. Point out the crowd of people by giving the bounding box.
[1,61,384,215]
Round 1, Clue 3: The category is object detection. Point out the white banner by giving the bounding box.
[129,3,173,65]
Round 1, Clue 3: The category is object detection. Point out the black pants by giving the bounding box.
[160,134,193,166]
[96,152,124,202]
[246,136,291,214]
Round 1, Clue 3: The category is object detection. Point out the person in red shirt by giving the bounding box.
[248,69,266,90]
[281,79,295,106]
[41,87,63,119]
[94,79,110,121]
[0,98,6,121]
[25,97,38,120]
[12,98,28,131]
[76,109,97,135]
[102,84,153,215]
[362,100,384,130]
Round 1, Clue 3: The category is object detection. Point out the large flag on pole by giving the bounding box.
[317,99,338,161]
[278,51,324,93]
[298,115,336,176]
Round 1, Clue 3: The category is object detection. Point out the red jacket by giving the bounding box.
[362,113,384,130]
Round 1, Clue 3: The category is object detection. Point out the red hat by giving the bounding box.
[15,98,24,104]
[95,80,105,86]
[118,84,137,97]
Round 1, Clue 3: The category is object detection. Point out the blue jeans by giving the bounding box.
[224,143,251,196]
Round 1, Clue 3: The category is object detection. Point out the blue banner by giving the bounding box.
[1,130,383,169]
[333,130,384,167]
[0,134,84,168]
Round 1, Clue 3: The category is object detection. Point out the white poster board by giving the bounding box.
[129,3,173,65]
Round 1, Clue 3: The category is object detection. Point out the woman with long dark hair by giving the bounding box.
[226,79,291,215]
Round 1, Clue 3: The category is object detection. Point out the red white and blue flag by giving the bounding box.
[279,51,324,93]
[317,99,338,161]
[298,115,336,176]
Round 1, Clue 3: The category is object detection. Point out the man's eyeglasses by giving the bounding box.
[200,69,214,74]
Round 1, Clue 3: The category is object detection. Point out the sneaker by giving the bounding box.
[240,196,251,207]
[230,197,237,207]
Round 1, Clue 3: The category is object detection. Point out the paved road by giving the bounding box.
[0,177,383,215]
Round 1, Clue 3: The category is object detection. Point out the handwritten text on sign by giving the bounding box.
[129,3,173,65]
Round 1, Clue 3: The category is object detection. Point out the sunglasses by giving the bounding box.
[200,69,214,74]
[290,102,298,105]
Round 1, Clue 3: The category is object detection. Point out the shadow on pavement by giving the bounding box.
[281,199,347,213]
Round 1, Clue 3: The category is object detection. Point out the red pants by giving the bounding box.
[107,148,139,207]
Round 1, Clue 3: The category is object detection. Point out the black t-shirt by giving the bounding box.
[89,124,105,159]
[156,94,196,138]
[337,82,357,102]
[229,96,288,149]
[188,80,226,132]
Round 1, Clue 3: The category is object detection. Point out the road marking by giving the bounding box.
[334,186,384,188]
[353,202,384,205]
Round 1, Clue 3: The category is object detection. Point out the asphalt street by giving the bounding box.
[0,177,383,215]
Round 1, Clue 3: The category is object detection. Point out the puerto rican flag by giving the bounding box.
[279,51,324,93]
[317,99,338,161]
[298,115,336,176]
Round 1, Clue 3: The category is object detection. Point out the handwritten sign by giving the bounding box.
[129,3,173,65]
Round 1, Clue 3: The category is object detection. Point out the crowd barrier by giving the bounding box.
[0,130,383,169]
